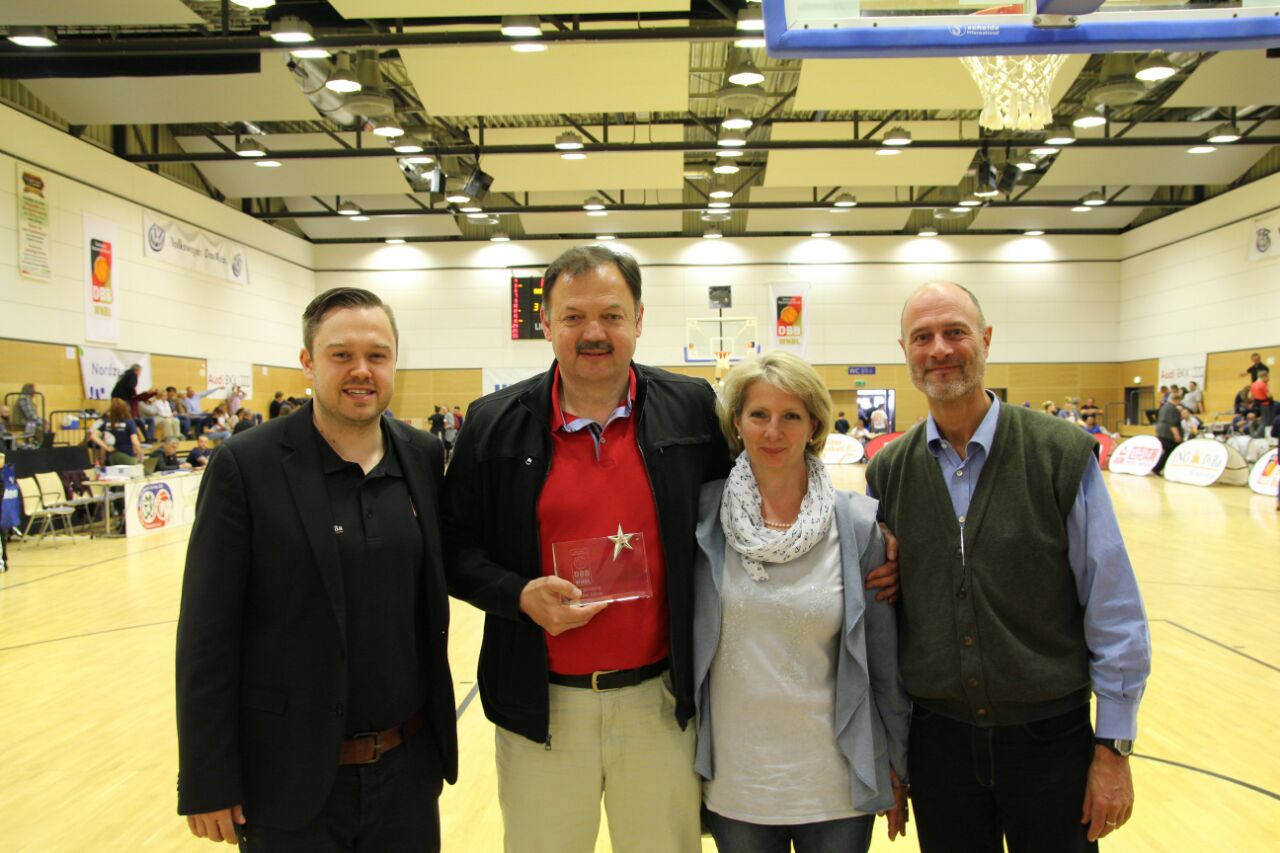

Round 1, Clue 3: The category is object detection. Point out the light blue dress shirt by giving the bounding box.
[920,393,1151,739]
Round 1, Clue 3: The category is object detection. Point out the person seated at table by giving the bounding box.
[1178,406,1201,440]
[185,434,214,468]
[198,404,232,441]
[151,436,191,473]
[1242,411,1266,439]
[1081,414,1104,435]
[90,398,144,465]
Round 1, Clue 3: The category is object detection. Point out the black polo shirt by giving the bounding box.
[314,419,427,736]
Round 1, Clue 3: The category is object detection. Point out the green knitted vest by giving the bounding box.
[866,402,1098,726]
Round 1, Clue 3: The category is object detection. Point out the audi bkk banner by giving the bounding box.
[143,210,250,286]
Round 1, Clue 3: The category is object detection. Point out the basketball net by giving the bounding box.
[714,351,733,381]
[960,53,1068,131]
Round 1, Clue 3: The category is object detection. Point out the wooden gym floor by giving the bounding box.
[1,468,1277,852]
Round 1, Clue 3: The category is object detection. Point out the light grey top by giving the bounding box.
[693,480,911,817]
[704,521,860,824]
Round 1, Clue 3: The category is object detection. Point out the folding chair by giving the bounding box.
[15,477,76,544]
[34,471,100,530]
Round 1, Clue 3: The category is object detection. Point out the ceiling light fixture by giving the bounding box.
[1044,126,1076,145]
[596,234,616,241]
[269,16,314,44]
[337,200,361,216]
[371,116,404,138]
[959,196,983,207]
[511,42,547,53]
[232,0,275,8]
[811,232,831,238]
[882,126,912,146]
[713,162,740,175]
[490,231,511,242]
[466,212,490,220]
[726,49,766,86]
[1024,229,1046,236]
[1186,144,1217,154]
[8,26,58,48]
[1071,205,1091,213]
[1206,123,1241,144]
[1014,154,1038,171]
[405,155,434,165]
[253,159,282,168]
[1082,190,1107,206]
[1030,146,1060,159]
[875,148,901,157]
[918,227,939,237]
[950,207,969,214]
[325,54,361,94]
[734,37,766,49]
[500,16,542,38]
[708,184,734,200]
[385,238,405,244]
[583,196,606,211]
[701,212,731,223]
[554,132,584,150]
[708,200,732,209]
[717,129,747,148]
[703,228,725,239]
[1073,106,1107,129]
[235,137,266,158]
[393,139,423,154]
[716,148,744,158]
[1135,51,1177,82]
[349,215,370,222]
[290,47,330,59]
[737,7,765,31]
[833,193,857,208]
[721,110,753,131]
[460,204,483,213]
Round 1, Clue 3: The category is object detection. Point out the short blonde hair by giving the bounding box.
[717,351,833,457]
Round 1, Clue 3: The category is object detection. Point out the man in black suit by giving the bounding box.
[176,287,457,850]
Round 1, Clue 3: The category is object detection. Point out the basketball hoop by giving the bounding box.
[960,53,1068,131]
[714,351,733,379]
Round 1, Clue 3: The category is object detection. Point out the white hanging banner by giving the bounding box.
[768,282,811,359]
[1157,353,1206,388]
[1249,450,1279,496]
[143,210,250,285]
[1247,212,1279,262]
[17,162,51,282]
[206,359,254,399]
[83,213,121,343]
[78,347,153,402]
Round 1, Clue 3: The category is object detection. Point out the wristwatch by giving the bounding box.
[1094,737,1134,757]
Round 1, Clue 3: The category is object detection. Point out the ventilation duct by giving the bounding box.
[287,55,359,127]
[343,50,395,118]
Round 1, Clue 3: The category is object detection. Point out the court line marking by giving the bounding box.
[1153,619,1279,674]
[0,539,187,590]
[0,619,177,653]
[1143,581,1280,594]
[1134,754,1280,801]
[456,683,480,720]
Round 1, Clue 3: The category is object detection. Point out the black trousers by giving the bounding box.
[1153,436,1179,474]
[909,705,1097,853]
[237,729,443,852]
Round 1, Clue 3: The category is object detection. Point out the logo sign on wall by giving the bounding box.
[78,348,153,400]
[1157,353,1207,389]
[142,210,250,286]
[1248,450,1279,496]
[820,433,865,465]
[768,283,810,358]
[83,214,120,343]
[17,163,51,282]
[1162,438,1230,487]
[205,359,254,400]
[136,482,174,530]
[1248,212,1278,262]
[1108,435,1163,477]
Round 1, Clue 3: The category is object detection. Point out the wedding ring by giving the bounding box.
[1105,820,1117,826]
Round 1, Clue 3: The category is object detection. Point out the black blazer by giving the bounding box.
[176,402,457,828]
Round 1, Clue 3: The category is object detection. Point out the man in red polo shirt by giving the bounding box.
[445,246,897,852]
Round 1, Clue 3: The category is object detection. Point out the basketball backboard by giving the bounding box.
[764,0,1280,58]
[685,316,761,376]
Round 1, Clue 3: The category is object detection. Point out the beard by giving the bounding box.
[910,346,987,402]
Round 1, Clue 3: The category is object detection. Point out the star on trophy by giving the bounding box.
[552,522,653,605]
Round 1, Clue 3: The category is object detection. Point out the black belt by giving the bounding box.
[548,659,669,692]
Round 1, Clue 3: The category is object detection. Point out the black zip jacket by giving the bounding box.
[443,362,731,743]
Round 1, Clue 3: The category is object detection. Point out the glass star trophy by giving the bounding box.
[551,523,653,606]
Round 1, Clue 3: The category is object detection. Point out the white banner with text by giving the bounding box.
[768,282,811,359]
[79,347,153,402]
[143,210,250,285]
[83,214,121,343]
[205,359,254,400]
[1157,353,1206,389]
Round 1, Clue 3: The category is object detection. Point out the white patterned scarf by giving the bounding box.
[720,450,836,582]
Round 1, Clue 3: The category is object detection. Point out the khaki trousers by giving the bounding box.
[495,675,702,853]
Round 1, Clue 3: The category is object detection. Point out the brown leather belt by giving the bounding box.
[548,659,669,692]
[338,709,426,765]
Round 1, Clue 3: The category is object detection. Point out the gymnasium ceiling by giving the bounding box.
[0,0,1278,242]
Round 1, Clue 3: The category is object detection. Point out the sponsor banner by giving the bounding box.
[143,210,250,285]
[1163,438,1230,487]
[78,347,152,401]
[820,432,865,465]
[482,366,543,395]
[1093,432,1117,470]
[1247,211,1279,262]
[124,470,203,538]
[17,163,51,281]
[83,214,120,343]
[864,431,904,461]
[1108,435,1163,477]
[1249,450,1279,496]
[1157,353,1206,389]
[206,359,253,400]
[768,282,810,358]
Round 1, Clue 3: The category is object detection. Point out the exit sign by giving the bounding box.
[855,380,867,387]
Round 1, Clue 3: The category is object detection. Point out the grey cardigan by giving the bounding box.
[692,479,910,815]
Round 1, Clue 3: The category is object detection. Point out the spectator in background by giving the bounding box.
[833,411,851,434]
[1178,405,1201,440]
[428,405,446,441]
[1154,392,1183,475]
[152,391,183,440]
[851,416,872,446]
[200,404,232,441]
[1182,381,1204,415]
[1042,400,1059,416]
[869,406,888,433]
[277,401,296,418]
[226,385,245,417]
[452,405,464,432]
[186,434,214,468]
[14,383,44,443]
[1241,352,1266,382]
[152,436,191,473]
[1250,369,1272,424]
[1242,411,1266,439]
[1079,397,1104,420]
[268,391,284,419]
[180,385,216,420]
[1059,398,1081,423]
[92,398,144,465]
[232,408,255,436]
[110,363,157,440]
[1082,414,1104,435]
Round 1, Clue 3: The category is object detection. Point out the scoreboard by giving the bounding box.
[510,275,544,339]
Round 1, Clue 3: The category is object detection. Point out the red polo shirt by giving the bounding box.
[537,366,669,675]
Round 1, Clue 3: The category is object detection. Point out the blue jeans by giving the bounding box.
[704,809,874,853]
[909,704,1096,853]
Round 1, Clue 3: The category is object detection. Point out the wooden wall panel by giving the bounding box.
[0,338,83,419]
[152,355,206,398]
[256,365,309,413]
[390,369,483,422]
[1205,345,1279,419]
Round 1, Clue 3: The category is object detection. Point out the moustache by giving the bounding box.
[576,343,613,354]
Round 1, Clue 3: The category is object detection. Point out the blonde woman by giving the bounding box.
[693,351,909,852]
